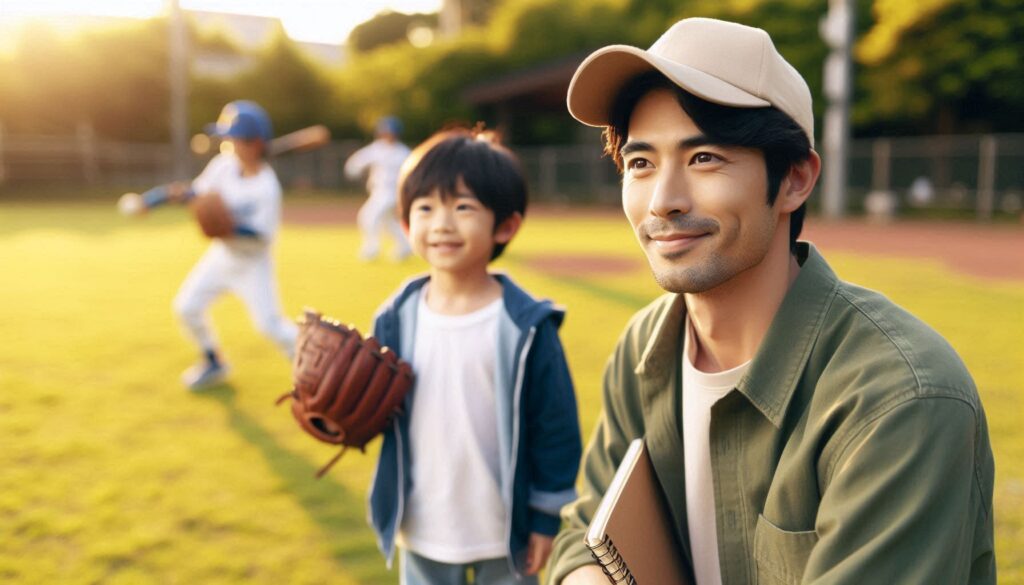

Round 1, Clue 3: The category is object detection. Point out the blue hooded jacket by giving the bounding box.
[367,273,582,576]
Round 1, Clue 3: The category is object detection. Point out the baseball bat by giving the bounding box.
[118,125,330,216]
[268,124,331,156]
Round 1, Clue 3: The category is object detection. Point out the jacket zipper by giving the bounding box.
[387,312,406,569]
[504,325,536,578]
[391,417,405,567]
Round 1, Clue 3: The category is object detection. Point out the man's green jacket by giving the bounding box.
[549,243,995,584]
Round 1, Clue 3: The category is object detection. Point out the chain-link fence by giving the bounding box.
[0,123,364,194]
[844,134,1024,219]
[513,134,1024,219]
[2,124,1021,219]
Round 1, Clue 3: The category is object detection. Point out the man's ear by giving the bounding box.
[401,219,410,237]
[494,212,523,245]
[777,150,822,213]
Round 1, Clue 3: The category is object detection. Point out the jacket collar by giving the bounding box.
[634,242,839,428]
[494,272,564,330]
[386,272,563,331]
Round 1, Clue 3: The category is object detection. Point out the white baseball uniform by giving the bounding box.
[344,139,411,260]
[172,153,298,359]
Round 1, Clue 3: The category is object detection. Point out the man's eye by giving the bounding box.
[626,158,652,170]
[416,204,432,212]
[691,152,720,165]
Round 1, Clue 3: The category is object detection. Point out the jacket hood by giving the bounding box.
[379,272,564,332]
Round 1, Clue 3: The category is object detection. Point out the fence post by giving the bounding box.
[0,122,6,185]
[871,138,891,193]
[864,138,897,220]
[77,121,100,186]
[977,135,997,221]
[588,148,604,202]
[539,146,557,200]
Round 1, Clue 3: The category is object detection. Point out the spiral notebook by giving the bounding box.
[584,438,691,584]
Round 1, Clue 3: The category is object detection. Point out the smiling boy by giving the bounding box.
[548,17,995,585]
[366,129,582,585]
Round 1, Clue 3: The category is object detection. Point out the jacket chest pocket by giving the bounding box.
[753,514,818,584]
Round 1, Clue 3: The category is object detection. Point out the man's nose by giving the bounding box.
[648,165,691,218]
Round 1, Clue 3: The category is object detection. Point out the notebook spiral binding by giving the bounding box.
[588,534,636,584]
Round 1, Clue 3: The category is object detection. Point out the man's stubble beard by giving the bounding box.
[636,215,731,294]
[649,253,732,294]
[644,213,777,295]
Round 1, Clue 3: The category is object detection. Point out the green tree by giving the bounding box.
[0,17,345,141]
[3,23,92,135]
[856,0,1024,133]
[333,30,500,141]
[348,10,438,53]
[77,19,172,141]
[2,19,171,141]
[189,27,249,135]
[235,26,338,135]
[462,0,503,26]
[488,0,629,65]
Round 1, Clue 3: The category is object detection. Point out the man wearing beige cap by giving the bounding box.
[548,17,994,585]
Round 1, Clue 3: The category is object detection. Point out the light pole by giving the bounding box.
[440,0,462,38]
[169,0,190,180]
[820,0,854,219]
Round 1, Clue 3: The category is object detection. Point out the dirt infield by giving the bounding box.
[802,220,1024,281]
[520,254,642,276]
[285,201,1023,281]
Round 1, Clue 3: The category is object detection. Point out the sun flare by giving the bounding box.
[0,0,444,46]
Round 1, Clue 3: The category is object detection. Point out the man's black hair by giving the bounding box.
[399,128,527,260]
[604,71,812,251]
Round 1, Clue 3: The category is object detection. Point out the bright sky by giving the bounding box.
[0,0,444,45]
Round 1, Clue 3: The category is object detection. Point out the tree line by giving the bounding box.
[1,0,1020,145]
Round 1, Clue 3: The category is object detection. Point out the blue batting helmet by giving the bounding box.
[206,100,274,142]
[376,116,403,137]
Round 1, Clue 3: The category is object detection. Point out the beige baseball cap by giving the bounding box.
[567,17,815,146]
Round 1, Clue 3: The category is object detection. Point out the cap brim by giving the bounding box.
[205,123,258,140]
[567,45,770,127]
[204,122,230,138]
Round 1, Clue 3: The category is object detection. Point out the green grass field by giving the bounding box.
[1,200,1021,584]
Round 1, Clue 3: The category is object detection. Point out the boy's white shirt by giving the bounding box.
[343,139,410,200]
[397,288,508,563]
[682,316,750,585]
[175,152,296,356]
[192,153,282,247]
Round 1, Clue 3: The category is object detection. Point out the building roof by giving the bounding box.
[462,52,591,110]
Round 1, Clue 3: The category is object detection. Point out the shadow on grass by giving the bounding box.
[533,272,651,310]
[504,257,651,311]
[0,198,193,236]
[195,384,389,583]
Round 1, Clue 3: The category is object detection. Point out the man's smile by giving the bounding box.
[647,231,709,255]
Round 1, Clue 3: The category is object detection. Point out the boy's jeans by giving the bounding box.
[400,549,539,585]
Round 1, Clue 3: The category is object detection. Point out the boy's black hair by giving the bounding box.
[399,128,527,260]
[603,71,812,251]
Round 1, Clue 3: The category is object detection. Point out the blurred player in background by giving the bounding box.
[172,100,297,390]
[344,116,412,261]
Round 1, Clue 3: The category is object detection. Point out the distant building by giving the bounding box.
[463,52,599,142]
[190,10,345,78]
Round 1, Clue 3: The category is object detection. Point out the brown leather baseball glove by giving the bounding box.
[277,309,414,478]
[189,193,234,238]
